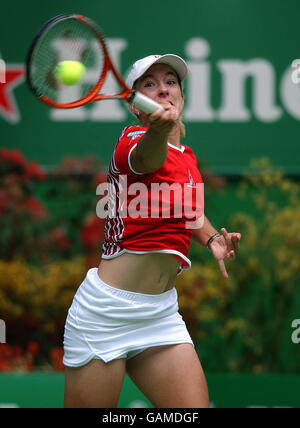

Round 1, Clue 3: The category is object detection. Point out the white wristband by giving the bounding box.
[129,91,164,114]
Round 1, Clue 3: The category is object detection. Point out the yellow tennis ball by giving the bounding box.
[54,60,86,85]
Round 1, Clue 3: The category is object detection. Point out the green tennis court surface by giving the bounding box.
[0,373,299,408]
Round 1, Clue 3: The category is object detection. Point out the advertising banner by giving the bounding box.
[1,0,299,175]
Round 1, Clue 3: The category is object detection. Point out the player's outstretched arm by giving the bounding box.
[131,106,179,174]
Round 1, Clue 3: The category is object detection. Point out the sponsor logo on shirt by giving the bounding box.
[187,169,196,188]
[127,131,146,137]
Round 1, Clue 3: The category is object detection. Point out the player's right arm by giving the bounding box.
[130,106,179,173]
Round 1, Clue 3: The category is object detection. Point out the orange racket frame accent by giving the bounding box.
[32,14,134,109]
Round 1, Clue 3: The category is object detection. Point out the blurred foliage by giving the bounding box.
[0,258,86,371]
[0,150,105,371]
[1,151,299,374]
[0,150,106,265]
[177,158,300,374]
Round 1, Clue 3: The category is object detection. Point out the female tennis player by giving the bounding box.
[63,54,242,408]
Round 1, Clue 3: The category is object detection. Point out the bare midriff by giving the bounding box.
[97,252,181,295]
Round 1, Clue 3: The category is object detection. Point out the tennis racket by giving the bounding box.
[26,14,163,113]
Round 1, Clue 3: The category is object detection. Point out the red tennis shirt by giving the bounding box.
[101,125,204,275]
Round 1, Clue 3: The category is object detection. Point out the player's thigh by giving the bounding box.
[64,358,126,408]
[126,343,209,408]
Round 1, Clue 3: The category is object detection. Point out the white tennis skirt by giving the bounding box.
[63,268,193,367]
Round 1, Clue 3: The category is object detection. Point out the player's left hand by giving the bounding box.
[209,228,242,279]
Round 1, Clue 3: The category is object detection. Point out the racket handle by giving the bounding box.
[129,91,164,114]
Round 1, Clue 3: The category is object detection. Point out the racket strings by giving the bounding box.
[29,17,105,103]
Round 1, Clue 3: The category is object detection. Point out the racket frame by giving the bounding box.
[26,14,135,109]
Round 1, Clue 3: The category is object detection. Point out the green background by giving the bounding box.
[1,0,299,175]
[0,373,299,408]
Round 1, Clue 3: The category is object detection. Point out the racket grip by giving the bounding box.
[129,91,164,114]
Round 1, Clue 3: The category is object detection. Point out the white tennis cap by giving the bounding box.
[126,54,188,88]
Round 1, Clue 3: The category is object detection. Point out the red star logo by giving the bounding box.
[0,64,25,124]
